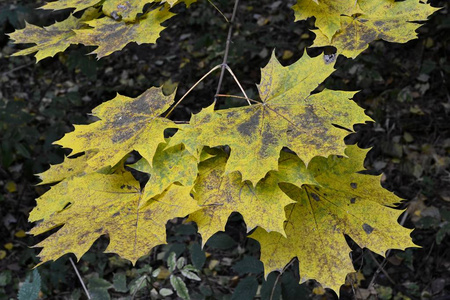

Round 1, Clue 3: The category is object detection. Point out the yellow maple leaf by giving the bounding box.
[9,9,100,62]
[188,150,304,244]
[40,0,101,12]
[250,145,417,294]
[168,104,215,159]
[36,151,100,185]
[72,5,174,58]
[312,0,439,58]
[129,143,198,205]
[29,172,201,264]
[103,0,196,22]
[292,0,362,41]
[55,87,177,173]
[172,52,371,184]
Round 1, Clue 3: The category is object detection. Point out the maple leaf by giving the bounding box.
[173,52,371,184]
[40,0,101,12]
[271,150,318,188]
[292,0,362,41]
[30,171,201,264]
[168,104,215,159]
[55,87,177,173]
[250,145,417,293]
[312,0,439,58]
[188,150,298,245]
[72,5,174,58]
[36,151,100,185]
[8,9,100,62]
[129,143,198,205]
[103,0,196,22]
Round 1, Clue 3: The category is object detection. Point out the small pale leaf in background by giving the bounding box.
[18,269,41,300]
[170,275,190,300]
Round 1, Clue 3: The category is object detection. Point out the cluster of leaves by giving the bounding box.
[9,0,439,295]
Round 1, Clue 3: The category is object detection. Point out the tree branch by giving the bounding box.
[214,0,240,101]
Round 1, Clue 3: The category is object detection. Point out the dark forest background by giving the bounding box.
[0,0,449,299]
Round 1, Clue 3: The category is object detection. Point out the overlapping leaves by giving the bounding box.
[11,1,185,60]
[30,171,200,264]
[18,0,430,293]
[29,49,417,294]
[171,52,371,183]
[250,145,416,292]
[8,8,100,62]
[55,86,177,172]
[188,151,297,244]
[292,0,439,58]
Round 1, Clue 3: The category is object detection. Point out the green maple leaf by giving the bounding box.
[188,150,303,244]
[55,86,177,173]
[312,0,439,58]
[168,104,215,159]
[172,52,371,184]
[129,143,198,205]
[250,145,417,294]
[30,171,201,264]
[292,0,362,41]
[271,150,318,188]
[72,5,174,58]
[40,0,101,12]
[9,8,100,62]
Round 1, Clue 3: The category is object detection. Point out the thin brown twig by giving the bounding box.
[165,64,222,118]
[224,65,251,105]
[214,0,240,101]
[368,212,409,289]
[0,62,34,76]
[270,258,296,300]
[215,94,259,104]
[206,0,229,22]
[367,250,395,284]
[69,257,91,299]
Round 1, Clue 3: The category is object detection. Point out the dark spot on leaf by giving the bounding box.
[374,21,384,27]
[127,185,133,190]
[111,11,120,20]
[259,128,277,158]
[237,111,260,137]
[121,185,125,189]
[350,198,356,204]
[111,123,146,143]
[200,114,211,123]
[314,187,319,191]
[67,168,73,171]
[311,193,320,201]
[225,110,238,119]
[350,183,357,189]
[112,212,120,217]
[363,223,374,234]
